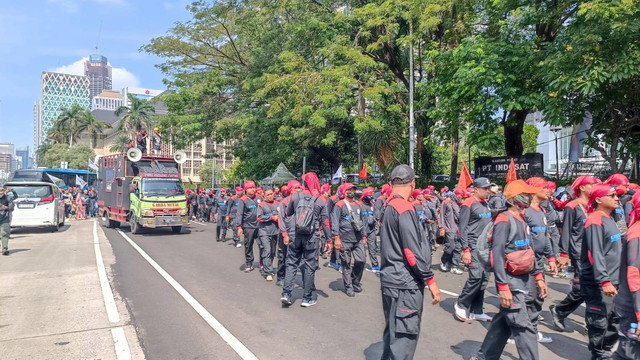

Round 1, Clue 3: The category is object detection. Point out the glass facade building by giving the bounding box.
[85,54,112,100]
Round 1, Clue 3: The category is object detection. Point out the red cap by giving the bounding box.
[422,188,433,196]
[605,174,630,187]
[526,177,547,189]
[208,190,214,195]
[412,189,422,199]
[256,187,263,192]
[454,187,465,197]
[360,187,375,200]
[287,180,302,190]
[587,184,617,212]
[440,186,449,193]
[243,181,256,190]
[630,183,640,191]
[281,185,289,193]
[546,181,557,192]
[381,184,392,197]
[571,175,601,195]
[629,192,640,227]
[235,186,243,193]
[427,185,435,190]
[320,183,331,194]
[220,188,226,193]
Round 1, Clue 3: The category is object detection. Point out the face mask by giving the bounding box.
[346,192,355,199]
[511,194,532,209]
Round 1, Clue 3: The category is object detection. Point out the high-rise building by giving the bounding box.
[33,100,42,149]
[35,72,91,147]
[85,54,112,100]
[16,147,30,170]
[92,90,123,111]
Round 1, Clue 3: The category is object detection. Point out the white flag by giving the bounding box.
[75,175,87,188]
[47,173,65,186]
[331,165,343,184]
[88,159,99,171]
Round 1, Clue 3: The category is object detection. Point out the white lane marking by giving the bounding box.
[111,327,132,360]
[116,229,259,360]
[93,221,120,323]
[440,289,459,297]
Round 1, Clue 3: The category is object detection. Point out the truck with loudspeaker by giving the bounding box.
[96,149,189,234]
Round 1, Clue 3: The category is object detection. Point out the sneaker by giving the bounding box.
[346,290,355,297]
[276,279,284,287]
[353,284,363,293]
[454,302,468,322]
[469,313,492,322]
[507,338,515,345]
[259,264,263,271]
[300,299,317,308]
[549,305,566,332]
[266,274,273,281]
[328,262,339,270]
[439,263,449,272]
[338,265,343,274]
[371,266,381,273]
[236,243,242,248]
[450,267,464,275]
[280,294,292,306]
[537,332,553,343]
[244,265,254,273]
[2,249,8,256]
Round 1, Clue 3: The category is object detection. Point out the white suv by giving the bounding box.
[4,181,66,231]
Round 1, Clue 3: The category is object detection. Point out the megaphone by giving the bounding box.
[127,148,143,162]
[174,150,187,164]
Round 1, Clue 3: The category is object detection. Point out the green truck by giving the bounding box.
[97,150,189,234]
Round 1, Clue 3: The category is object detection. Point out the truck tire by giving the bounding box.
[171,226,182,233]
[100,212,111,228]
[110,220,120,229]
[130,215,142,234]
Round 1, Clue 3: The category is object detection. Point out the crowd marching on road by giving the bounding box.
[181,166,640,360]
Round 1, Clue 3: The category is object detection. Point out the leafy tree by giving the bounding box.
[79,110,112,148]
[52,104,85,145]
[115,94,156,138]
[40,144,96,170]
[109,135,132,153]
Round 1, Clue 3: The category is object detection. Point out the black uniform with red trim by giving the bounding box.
[331,198,366,293]
[235,194,261,268]
[380,194,436,360]
[559,199,588,262]
[613,223,640,360]
[580,211,622,359]
[257,200,279,276]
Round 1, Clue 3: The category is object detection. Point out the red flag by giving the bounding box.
[458,161,473,189]
[358,163,368,179]
[506,158,518,183]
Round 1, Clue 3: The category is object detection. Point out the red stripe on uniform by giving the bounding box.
[588,250,593,265]
[628,266,640,292]
[404,248,417,267]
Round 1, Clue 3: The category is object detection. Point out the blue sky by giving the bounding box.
[0,0,193,152]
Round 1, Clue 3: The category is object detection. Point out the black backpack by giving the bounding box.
[477,211,517,271]
[295,193,317,235]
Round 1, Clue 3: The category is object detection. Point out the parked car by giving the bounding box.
[432,175,450,182]
[3,181,65,232]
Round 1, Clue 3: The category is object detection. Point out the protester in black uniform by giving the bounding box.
[281,173,331,307]
[471,179,548,360]
[613,192,640,360]
[276,183,296,287]
[257,188,279,282]
[228,187,243,248]
[332,183,366,297]
[581,184,623,360]
[136,129,147,154]
[235,181,261,272]
[454,177,494,323]
[215,189,229,241]
[439,190,463,274]
[379,164,440,360]
[360,187,379,273]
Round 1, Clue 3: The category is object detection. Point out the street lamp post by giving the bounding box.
[408,22,415,170]
[550,126,562,178]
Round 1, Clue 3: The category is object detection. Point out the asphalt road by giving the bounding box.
[103,220,591,360]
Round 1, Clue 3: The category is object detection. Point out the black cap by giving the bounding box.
[473,177,491,188]
[390,164,417,184]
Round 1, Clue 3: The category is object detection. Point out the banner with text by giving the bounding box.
[474,154,544,181]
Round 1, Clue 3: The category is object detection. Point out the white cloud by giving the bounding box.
[51,57,141,91]
[46,0,129,13]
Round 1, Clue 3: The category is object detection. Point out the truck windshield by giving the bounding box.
[141,179,185,197]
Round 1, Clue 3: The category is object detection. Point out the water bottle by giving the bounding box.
[628,323,638,341]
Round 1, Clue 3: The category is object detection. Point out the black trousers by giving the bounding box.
[440,232,461,268]
[276,234,288,281]
[582,284,619,360]
[525,270,545,333]
[613,307,640,360]
[216,215,228,240]
[381,286,424,360]
[457,249,489,314]
[258,234,277,275]
[339,241,366,292]
[282,234,318,301]
[478,291,539,360]
[555,260,584,319]
[243,227,259,267]
[365,230,379,268]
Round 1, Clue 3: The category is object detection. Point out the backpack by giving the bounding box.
[344,200,365,232]
[477,212,517,272]
[295,193,317,235]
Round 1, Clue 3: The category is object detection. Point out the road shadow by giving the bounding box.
[363,341,384,360]
[538,332,589,359]
[4,248,30,255]
[11,225,70,234]
[547,282,572,294]
[451,339,519,360]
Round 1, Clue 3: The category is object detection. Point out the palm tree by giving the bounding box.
[109,135,132,153]
[56,104,85,145]
[78,110,112,148]
[46,120,67,145]
[115,94,156,138]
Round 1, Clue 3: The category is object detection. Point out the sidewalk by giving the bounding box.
[0,219,144,360]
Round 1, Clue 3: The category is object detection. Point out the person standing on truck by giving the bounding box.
[215,189,229,241]
[136,129,148,154]
[151,128,162,155]
[236,181,260,272]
